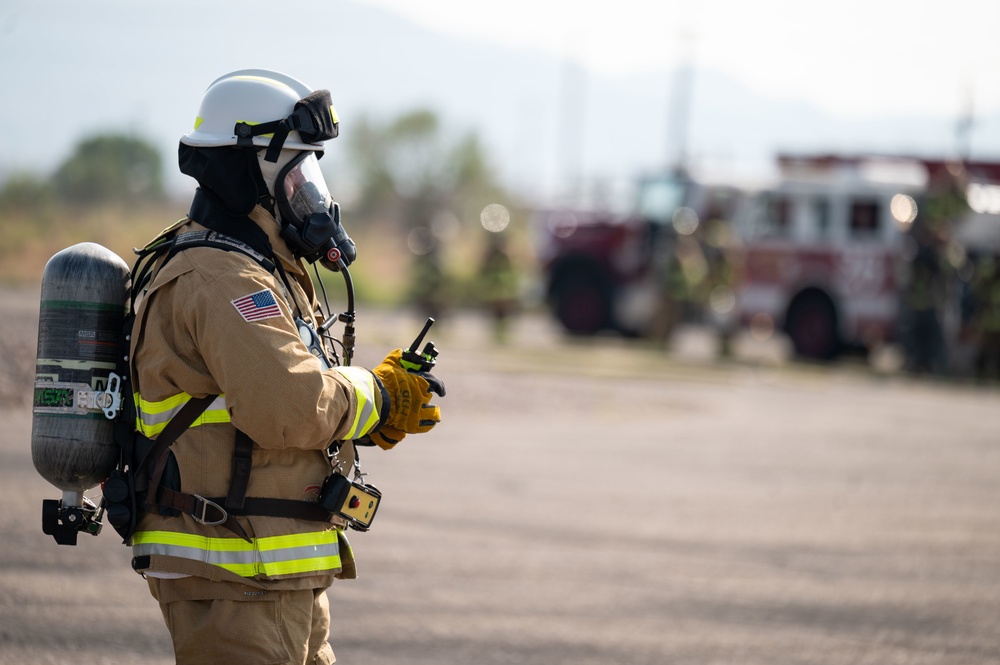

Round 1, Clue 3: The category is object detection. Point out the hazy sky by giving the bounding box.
[2,0,997,199]
[364,0,1000,120]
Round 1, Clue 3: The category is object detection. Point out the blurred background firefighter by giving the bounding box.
[476,231,520,344]
[971,250,1000,380]
[900,166,969,375]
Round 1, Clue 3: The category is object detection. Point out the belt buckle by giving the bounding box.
[192,495,227,526]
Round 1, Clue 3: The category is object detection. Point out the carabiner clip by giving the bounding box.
[352,455,368,485]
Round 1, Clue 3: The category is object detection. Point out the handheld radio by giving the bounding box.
[401,317,439,373]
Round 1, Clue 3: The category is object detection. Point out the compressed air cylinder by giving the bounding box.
[31,242,129,497]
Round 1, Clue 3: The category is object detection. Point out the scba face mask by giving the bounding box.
[275,151,356,271]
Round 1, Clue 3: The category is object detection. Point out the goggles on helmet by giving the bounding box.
[275,151,356,271]
[235,89,339,163]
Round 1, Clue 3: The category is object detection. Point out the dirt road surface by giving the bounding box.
[2,285,998,664]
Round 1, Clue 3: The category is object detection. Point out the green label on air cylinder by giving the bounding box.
[34,386,75,409]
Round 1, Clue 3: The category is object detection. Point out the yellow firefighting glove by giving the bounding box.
[368,424,408,450]
[370,348,445,450]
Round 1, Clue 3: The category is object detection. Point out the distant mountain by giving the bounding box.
[2,0,998,205]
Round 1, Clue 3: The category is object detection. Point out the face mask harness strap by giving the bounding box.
[234,90,339,163]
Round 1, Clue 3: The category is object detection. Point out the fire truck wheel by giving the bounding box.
[552,270,613,336]
[785,292,840,361]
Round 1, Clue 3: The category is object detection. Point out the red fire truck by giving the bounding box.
[535,170,744,336]
[734,153,1000,361]
[535,155,1000,368]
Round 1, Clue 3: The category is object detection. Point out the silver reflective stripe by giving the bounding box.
[133,541,258,567]
[355,390,376,436]
[259,542,340,564]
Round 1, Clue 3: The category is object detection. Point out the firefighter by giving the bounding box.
[408,239,449,322]
[971,251,1000,380]
[647,223,708,347]
[476,231,520,344]
[901,167,968,374]
[701,213,741,358]
[129,70,444,664]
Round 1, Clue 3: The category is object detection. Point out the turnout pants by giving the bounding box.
[147,577,336,665]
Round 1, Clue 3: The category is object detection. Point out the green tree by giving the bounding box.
[0,172,54,212]
[341,109,524,309]
[345,109,511,230]
[52,134,164,204]
[445,133,511,224]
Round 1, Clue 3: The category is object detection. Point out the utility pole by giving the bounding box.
[955,82,974,163]
[556,54,587,203]
[666,29,696,175]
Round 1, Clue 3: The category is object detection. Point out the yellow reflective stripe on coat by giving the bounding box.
[132,530,342,578]
[333,367,380,439]
[134,392,230,437]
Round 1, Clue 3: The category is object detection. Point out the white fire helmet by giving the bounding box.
[179,69,352,267]
[180,69,339,158]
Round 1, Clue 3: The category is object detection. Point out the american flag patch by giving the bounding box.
[231,289,282,322]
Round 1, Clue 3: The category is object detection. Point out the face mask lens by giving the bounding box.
[282,153,333,222]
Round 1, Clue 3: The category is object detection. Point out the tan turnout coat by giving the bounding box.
[129,205,373,591]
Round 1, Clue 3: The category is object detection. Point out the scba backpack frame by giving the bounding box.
[32,231,266,545]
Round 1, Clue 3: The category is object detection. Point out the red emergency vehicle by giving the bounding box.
[535,170,743,336]
[735,153,1000,360]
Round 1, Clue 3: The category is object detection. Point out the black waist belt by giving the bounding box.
[207,496,332,522]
